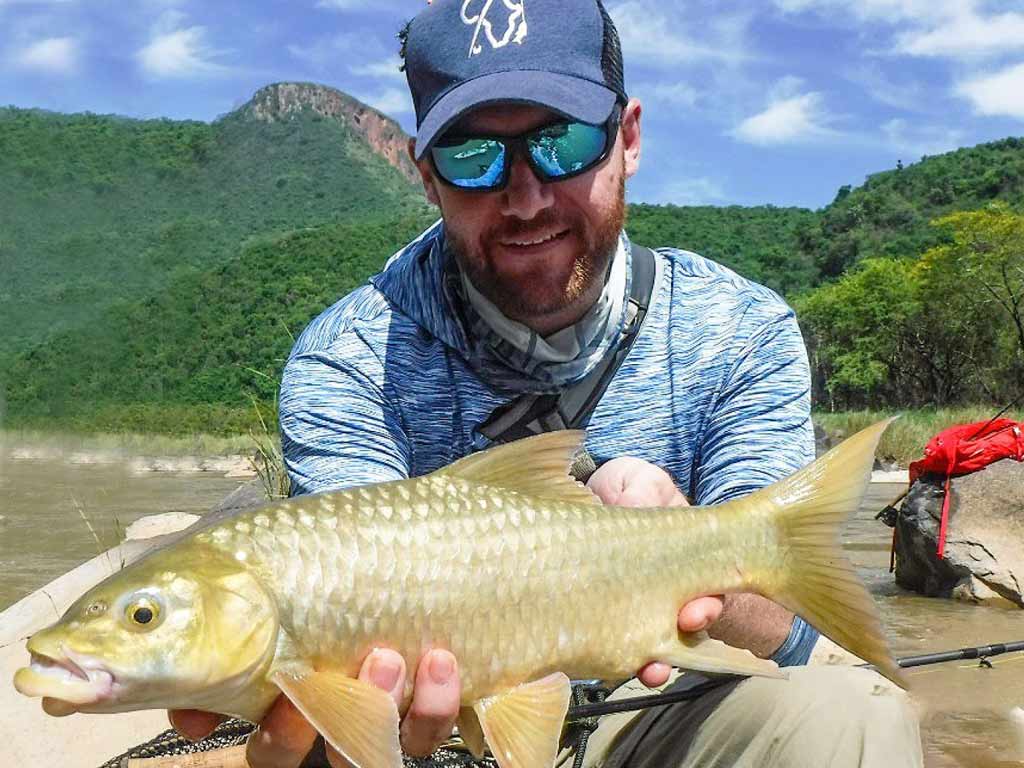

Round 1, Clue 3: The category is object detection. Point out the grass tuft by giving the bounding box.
[814,406,1024,466]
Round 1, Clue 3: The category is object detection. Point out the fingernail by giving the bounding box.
[369,652,402,691]
[429,651,454,685]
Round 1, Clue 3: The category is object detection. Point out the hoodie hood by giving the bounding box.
[370,220,634,395]
[370,220,471,355]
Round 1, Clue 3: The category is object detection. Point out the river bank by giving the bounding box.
[6,406,1020,470]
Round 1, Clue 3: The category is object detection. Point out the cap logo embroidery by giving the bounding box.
[461,0,528,58]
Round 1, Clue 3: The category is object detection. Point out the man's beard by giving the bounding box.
[447,176,627,324]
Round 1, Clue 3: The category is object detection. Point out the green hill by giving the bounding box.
[3,202,819,432]
[0,82,425,365]
[5,84,1024,428]
[3,216,437,432]
[798,137,1024,277]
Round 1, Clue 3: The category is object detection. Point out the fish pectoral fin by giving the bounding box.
[658,631,783,679]
[457,706,487,758]
[270,667,401,768]
[473,672,571,768]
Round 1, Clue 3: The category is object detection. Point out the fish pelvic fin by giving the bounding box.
[755,418,907,688]
[270,667,401,768]
[436,431,601,505]
[473,672,571,768]
[457,706,487,759]
[656,630,783,679]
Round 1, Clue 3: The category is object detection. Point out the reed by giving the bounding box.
[814,406,1024,466]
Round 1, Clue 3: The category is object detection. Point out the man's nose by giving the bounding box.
[500,151,554,220]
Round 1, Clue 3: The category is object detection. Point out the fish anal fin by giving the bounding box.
[270,667,401,768]
[473,672,571,768]
[657,631,783,679]
[457,706,486,759]
[436,432,600,505]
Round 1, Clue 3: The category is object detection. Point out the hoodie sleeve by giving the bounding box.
[280,343,412,497]
[692,299,818,667]
[693,306,814,505]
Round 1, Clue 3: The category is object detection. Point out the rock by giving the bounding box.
[872,469,909,484]
[124,512,200,541]
[894,459,1024,606]
[814,423,838,457]
[240,82,419,184]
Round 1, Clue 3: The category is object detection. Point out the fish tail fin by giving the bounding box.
[757,418,907,688]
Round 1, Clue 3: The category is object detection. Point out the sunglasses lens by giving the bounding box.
[529,122,608,179]
[431,138,506,189]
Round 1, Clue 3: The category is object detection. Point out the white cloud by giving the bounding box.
[880,118,963,158]
[773,0,1024,60]
[13,35,77,74]
[642,82,699,108]
[609,1,752,67]
[955,62,1024,120]
[845,63,927,111]
[137,26,226,78]
[896,10,1024,58]
[350,58,406,82]
[354,86,413,117]
[641,176,728,206]
[289,32,387,73]
[732,90,835,145]
[315,0,377,8]
[771,0,962,26]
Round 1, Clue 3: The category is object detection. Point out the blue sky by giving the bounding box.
[2,0,1024,210]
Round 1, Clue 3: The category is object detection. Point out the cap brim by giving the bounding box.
[414,71,618,160]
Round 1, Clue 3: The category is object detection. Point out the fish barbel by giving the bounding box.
[14,421,903,768]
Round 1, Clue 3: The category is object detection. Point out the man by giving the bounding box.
[171,0,923,765]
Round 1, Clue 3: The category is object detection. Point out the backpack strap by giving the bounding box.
[477,245,658,473]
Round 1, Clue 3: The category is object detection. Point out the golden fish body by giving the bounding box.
[15,422,902,768]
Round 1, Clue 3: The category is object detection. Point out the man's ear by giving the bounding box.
[620,98,642,179]
[408,138,441,207]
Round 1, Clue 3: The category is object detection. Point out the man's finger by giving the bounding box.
[328,649,409,768]
[168,709,225,742]
[677,595,725,633]
[400,649,461,758]
[637,661,671,688]
[245,695,318,768]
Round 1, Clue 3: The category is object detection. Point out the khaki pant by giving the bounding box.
[557,666,923,768]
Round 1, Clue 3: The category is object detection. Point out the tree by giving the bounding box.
[919,203,1024,399]
[794,257,921,407]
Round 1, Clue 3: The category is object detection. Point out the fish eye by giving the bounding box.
[124,596,162,630]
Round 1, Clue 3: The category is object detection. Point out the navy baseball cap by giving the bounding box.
[404,0,628,160]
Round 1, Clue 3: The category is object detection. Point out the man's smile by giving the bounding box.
[497,227,571,254]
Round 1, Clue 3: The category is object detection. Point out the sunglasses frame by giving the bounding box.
[429,105,623,193]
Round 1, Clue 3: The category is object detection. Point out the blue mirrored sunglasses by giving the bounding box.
[429,107,622,192]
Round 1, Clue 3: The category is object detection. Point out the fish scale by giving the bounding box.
[188,475,756,700]
[15,424,905,768]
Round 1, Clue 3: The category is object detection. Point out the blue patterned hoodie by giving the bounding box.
[279,221,818,665]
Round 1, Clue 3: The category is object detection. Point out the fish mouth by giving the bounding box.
[13,647,115,712]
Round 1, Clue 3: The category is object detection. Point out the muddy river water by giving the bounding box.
[1,437,1021,767]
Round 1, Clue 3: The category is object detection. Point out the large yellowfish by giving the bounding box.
[14,422,904,768]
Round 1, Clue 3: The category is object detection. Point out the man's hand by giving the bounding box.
[587,456,725,688]
[168,647,460,768]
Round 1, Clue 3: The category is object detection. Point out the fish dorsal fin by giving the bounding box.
[271,667,401,768]
[472,672,571,768]
[437,431,600,505]
[457,706,487,759]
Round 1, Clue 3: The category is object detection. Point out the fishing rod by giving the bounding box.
[563,640,1024,722]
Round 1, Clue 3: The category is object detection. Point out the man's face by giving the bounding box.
[413,99,642,334]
